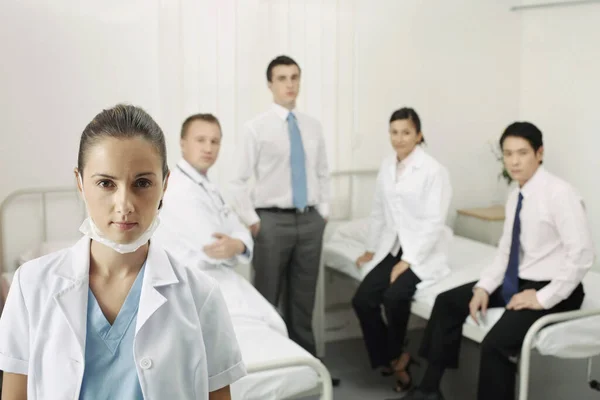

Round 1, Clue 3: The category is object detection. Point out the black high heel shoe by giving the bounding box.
[393,358,419,393]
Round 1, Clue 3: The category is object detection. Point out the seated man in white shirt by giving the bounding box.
[399,122,594,400]
[155,113,252,271]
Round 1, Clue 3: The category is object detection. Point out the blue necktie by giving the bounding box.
[287,113,308,210]
[502,192,523,304]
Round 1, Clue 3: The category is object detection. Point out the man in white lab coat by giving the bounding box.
[154,114,253,270]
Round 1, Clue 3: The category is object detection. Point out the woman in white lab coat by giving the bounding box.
[0,105,246,400]
[352,107,452,394]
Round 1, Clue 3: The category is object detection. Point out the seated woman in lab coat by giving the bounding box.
[155,114,282,324]
[352,107,452,394]
[0,105,246,400]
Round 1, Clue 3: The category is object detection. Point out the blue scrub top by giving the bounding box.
[79,265,146,400]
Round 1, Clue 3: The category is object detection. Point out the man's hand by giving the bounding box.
[356,252,375,268]
[469,287,490,325]
[203,233,245,260]
[249,222,261,238]
[390,261,410,284]
[506,289,543,311]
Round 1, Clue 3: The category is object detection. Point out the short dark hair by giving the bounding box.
[266,55,301,82]
[77,104,168,178]
[389,107,425,143]
[499,122,543,152]
[180,113,222,139]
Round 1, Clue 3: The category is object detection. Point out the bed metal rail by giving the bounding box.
[518,307,600,400]
[246,356,333,400]
[0,187,81,277]
[314,169,378,357]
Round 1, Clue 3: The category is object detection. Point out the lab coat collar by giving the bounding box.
[54,236,178,286]
[135,237,179,335]
[53,237,91,361]
[389,145,425,178]
[272,102,296,120]
[177,158,210,186]
[53,236,179,359]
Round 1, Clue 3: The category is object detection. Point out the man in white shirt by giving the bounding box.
[229,55,330,360]
[400,122,594,400]
[155,114,252,269]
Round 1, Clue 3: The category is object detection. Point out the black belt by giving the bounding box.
[256,206,316,214]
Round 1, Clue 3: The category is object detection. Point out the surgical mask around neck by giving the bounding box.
[77,175,161,254]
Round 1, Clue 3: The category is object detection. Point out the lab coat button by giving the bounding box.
[140,358,152,369]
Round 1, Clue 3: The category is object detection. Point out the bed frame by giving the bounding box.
[317,170,600,400]
[0,187,83,277]
[0,187,334,400]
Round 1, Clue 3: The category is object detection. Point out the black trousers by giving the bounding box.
[352,252,422,369]
[419,279,585,400]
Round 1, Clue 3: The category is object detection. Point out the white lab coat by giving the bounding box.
[0,237,247,400]
[362,147,453,289]
[155,159,253,268]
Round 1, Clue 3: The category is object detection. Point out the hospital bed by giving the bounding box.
[316,169,600,400]
[0,187,333,400]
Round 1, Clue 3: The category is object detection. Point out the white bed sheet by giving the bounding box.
[231,321,320,400]
[323,219,600,358]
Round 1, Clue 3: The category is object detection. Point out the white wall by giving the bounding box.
[151,0,523,220]
[518,1,600,266]
[0,1,522,267]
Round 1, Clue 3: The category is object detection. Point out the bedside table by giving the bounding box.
[454,205,505,246]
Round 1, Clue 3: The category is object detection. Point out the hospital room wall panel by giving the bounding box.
[213,0,238,185]
[234,0,269,141]
[333,0,358,172]
[319,1,340,185]
[303,1,324,131]
[519,3,600,270]
[156,0,185,170]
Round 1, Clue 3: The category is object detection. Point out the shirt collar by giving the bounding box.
[177,159,209,185]
[519,165,547,198]
[397,145,425,169]
[272,103,296,120]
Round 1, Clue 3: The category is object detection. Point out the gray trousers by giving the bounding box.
[253,208,326,356]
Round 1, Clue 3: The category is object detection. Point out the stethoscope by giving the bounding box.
[176,165,231,218]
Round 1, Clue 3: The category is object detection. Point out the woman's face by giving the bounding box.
[389,119,423,160]
[76,136,167,244]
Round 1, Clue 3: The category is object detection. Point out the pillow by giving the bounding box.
[329,218,370,245]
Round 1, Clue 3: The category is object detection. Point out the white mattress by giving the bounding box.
[323,220,600,358]
[231,321,320,400]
